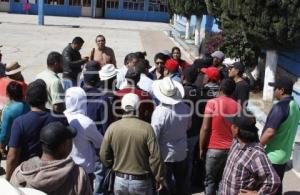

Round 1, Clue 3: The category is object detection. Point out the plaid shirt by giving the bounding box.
[220,139,280,195]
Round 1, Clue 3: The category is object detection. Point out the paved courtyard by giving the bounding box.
[0,13,300,194]
[0,12,190,83]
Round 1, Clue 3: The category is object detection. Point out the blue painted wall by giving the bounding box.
[10,2,81,17]
[278,50,300,77]
[174,15,220,33]
[9,0,168,22]
[105,9,168,22]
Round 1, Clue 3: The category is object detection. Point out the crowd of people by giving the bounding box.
[0,35,299,195]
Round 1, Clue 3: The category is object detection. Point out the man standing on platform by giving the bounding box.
[62,37,88,89]
[90,35,116,68]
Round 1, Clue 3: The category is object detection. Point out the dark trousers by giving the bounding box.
[88,173,95,192]
[204,149,229,195]
[165,159,188,195]
[273,164,286,195]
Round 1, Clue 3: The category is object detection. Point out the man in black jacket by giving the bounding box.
[62,37,88,89]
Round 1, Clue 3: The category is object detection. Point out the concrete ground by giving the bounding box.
[0,13,299,194]
[0,12,189,83]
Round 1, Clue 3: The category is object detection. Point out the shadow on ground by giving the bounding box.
[284,191,300,195]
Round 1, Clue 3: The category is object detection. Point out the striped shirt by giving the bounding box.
[220,139,280,195]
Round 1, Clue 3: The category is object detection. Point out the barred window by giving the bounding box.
[45,0,64,5]
[148,0,167,12]
[82,0,90,6]
[106,0,118,9]
[96,0,103,8]
[69,0,80,6]
[124,0,144,11]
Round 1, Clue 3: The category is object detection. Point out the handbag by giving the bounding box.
[102,168,115,194]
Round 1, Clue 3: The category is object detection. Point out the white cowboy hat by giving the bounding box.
[152,77,184,105]
[5,61,26,75]
[99,64,117,81]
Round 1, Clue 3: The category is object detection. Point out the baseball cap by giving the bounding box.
[231,62,245,74]
[201,67,220,82]
[226,111,258,133]
[268,76,294,94]
[121,93,140,112]
[40,122,77,148]
[164,59,179,72]
[211,51,225,61]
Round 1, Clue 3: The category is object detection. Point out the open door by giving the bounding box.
[81,0,104,18]
[0,0,10,12]
[94,0,104,18]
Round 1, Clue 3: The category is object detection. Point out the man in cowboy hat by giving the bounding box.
[151,77,192,195]
[0,61,27,109]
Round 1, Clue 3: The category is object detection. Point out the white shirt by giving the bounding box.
[138,73,153,94]
[151,102,191,162]
[116,66,128,90]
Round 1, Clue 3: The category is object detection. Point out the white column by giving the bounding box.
[185,18,191,40]
[263,50,278,101]
[194,16,202,45]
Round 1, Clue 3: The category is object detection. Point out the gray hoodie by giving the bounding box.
[10,157,92,195]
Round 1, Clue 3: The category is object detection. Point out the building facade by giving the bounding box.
[0,0,169,22]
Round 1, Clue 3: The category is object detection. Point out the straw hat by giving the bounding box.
[5,61,25,75]
[152,77,184,105]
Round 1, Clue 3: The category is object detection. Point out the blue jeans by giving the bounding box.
[165,160,188,195]
[62,77,77,90]
[93,159,107,195]
[186,136,198,192]
[114,176,153,195]
[204,149,229,195]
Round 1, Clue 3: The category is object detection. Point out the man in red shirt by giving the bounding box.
[199,78,240,195]
[114,64,154,123]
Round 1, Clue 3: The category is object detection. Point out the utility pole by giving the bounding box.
[38,0,44,25]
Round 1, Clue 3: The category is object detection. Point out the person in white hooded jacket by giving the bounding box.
[64,87,103,189]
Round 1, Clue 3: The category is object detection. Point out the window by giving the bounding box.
[82,0,90,6]
[45,0,64,5]
[14,0,35,3]
[1,0,10,2]
[96,0,103,8]
[124,0,144,11]
[149,0,167,12]
[106,0,118,9]
[69,0,80,6]
[28,0,37,3]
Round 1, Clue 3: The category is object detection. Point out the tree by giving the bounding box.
[167,0,176,22]
[174,0,193,39]
[188,0,208,45]
[205,0,300,101]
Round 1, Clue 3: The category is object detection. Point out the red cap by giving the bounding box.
[201,67,220,82]
[165,59,179,72]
